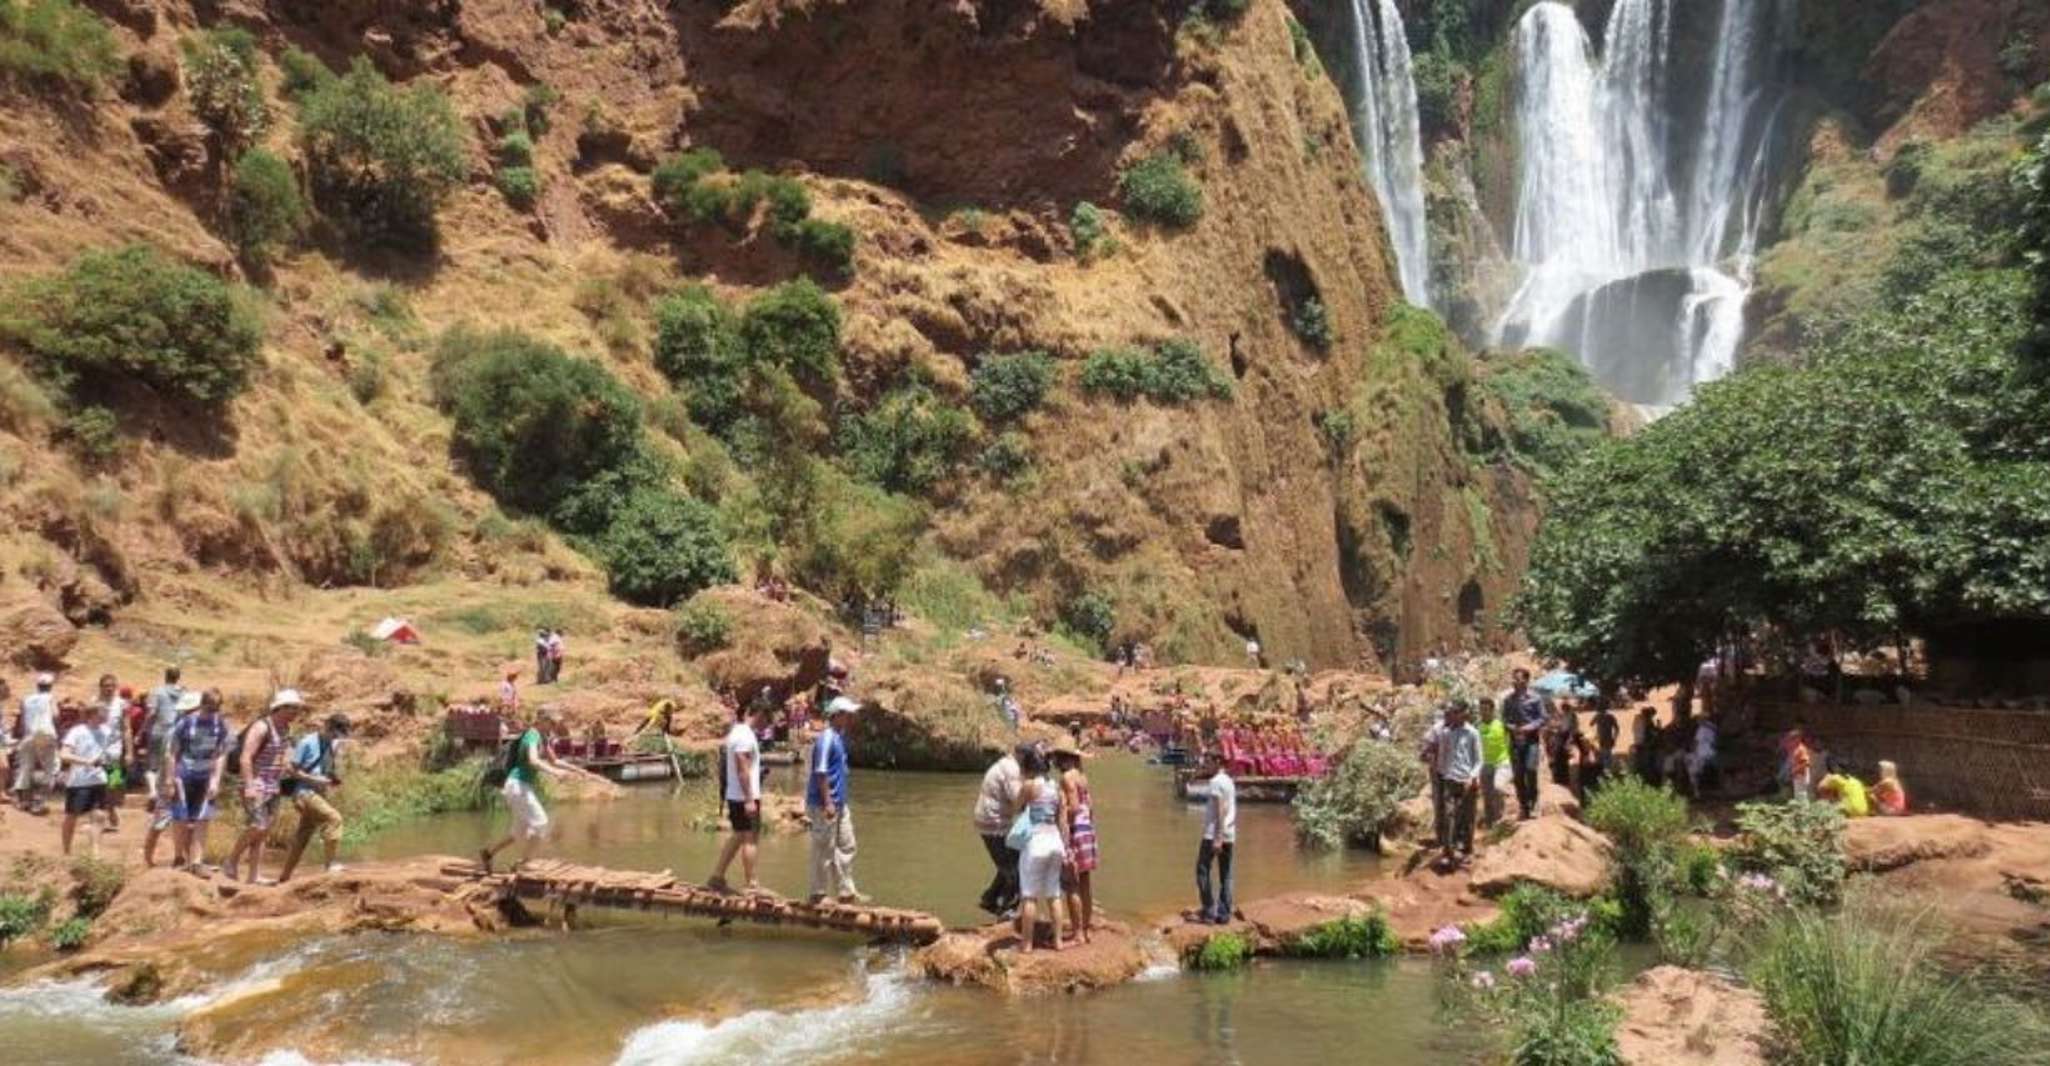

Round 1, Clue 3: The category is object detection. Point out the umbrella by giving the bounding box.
[1532,670,1598,699]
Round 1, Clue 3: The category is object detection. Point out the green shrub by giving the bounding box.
[792,218,856,276]
[1730,800,1847,906]
[1315,407,1356,455]
[299,57,468,249]
[0,244,264,408]
[1291,295,1333,350]
[1747,894,2050,1066]
[1292,732,1426,850]
[652,285,748,431]
[68,855,123,917]
[673,593,733,655]
[227,150,310,266]
[1119,152,1203,228]
[969,351,1055,422]
[0,888,53,945]
[1284,912,1400,959]
[1584,777,1691,938]
[499,130,535,167]
[977,431,1032,481]
[1413,51,1462,135]
[1190,930,1252,970]
[347,347,388,404]
[277,45,332,101]
[522,82,559,135]
[430,327,646,520]
[740,278,841,390]
[496,164,541,209]
[0,0,119,94]
[47,915,90,951]
[1059,589,1116,651]
[1078,339,1230,404]
[652,147,726,213]
[836,385,977,494]
[1481,348,1609,479]
[182,27,268,150]
[1070,201,1109,258]
[598,489,735,607]
[749,172,810,235]
[1678,841,1723,896]
[1462,883,1586,955]
[59,404,119,462]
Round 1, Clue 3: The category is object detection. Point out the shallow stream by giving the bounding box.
[0,758,1493,1065]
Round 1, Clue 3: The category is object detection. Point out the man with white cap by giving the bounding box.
[223,689,305,884]
[806,695,867,905]
[12,673,60,815]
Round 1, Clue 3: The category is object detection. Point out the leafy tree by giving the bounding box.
[1119,152,1203,229]
[227,149,309,266]
[598,488,735,607]
[968,351,1054,422]
[0,0,118,94]
[0,244,263,407]
[1517,269,2050,685]
[836,384,977,494]
[1060,589,1116,650]
[740,278,840,390]
[298,58,468,250]
[182,27,268,150]
[651,285,747,431]
[430,327,645,519]
[2019,130,2050,359]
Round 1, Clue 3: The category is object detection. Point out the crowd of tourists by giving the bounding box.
[3,666,353,884]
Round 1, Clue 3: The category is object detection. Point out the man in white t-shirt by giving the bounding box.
[58,698,121,856]
[1196,761,1238,924]
[707,699,768,893]
[13,673,61,815]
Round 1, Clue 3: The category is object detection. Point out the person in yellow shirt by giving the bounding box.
[1477,698,1511,827]
[1816,761,1870,818]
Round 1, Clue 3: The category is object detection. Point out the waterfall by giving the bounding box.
[1495,0,1785,408]
[1345,0,1430,307]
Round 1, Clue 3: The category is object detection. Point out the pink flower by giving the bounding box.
[1471,970,1497,990]
[1507,956,1537,978]
[1530,936,1553,954]
[1429,926,1467,953]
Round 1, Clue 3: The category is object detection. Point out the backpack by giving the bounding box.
[482,729,528,787]
[224,715,273,779]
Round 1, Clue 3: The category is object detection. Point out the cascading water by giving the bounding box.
[1344,0,1431,307]
[1495,0,1787,408]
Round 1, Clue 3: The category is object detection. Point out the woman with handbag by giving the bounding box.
[1010,746,1070,953]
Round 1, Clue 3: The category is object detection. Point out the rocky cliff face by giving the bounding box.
[0,0,1539,673]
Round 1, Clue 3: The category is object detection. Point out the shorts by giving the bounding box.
[726,799,759,833]
[1018,830,1065,900]
[242,792,281,831]
[65,785,107,815]
[502,778,549,840]
[175,774,215,823]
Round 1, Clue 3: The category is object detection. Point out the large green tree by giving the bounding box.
[1517,269,2050,684]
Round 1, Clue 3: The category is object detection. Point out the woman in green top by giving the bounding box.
[1477,698,1511,828]
[480,706,606,872]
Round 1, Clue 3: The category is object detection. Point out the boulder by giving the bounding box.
[1615,965,1771,1066]
[1843,813,1994,872]
[694,587,833,704]
[0,596,78,669]
[915,919,1151,995]
[1469,815,1612,898]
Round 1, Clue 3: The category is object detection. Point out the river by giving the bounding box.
[0,757,1488,1065]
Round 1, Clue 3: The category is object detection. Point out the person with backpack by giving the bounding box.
[277,713,351,883]
[223,690,305,884]
[168,689,227,872]
[479,706,601,872]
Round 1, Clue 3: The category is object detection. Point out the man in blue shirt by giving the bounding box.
[807,697,867,904]
[1501,669,1547,820]
[277,714,350,883]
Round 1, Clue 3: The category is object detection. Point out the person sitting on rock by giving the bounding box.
[1816,759,1870,818]
[1870,760,1909,815]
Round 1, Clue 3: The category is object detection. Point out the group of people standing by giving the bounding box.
[531,628,567,685]
[5,666,353,885]
[973,735,1100,950]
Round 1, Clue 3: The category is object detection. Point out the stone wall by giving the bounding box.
[1755,702,2050,820]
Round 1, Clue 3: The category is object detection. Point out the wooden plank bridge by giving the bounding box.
[442,859,946,944]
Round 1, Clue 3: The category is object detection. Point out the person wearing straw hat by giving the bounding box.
[1051,733,1098,944]
[806,695,867,905]
[224,689,306,884]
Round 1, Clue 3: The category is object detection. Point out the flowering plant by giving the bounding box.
[1435,909,1621,1066]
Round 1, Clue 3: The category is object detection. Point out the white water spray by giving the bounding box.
[1496,0,1785,407]
[1345,0,1431,306]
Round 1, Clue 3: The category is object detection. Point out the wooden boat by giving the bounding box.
[569,751,686,783]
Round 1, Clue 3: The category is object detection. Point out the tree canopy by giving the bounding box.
[1516,268,2050,684]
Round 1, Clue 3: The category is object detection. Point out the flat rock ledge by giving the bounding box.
[914,918,1156,995]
